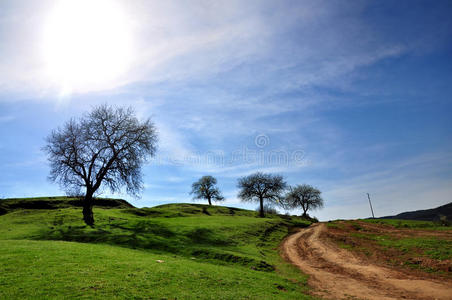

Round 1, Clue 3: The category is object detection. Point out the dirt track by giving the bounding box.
[281,223,452,300]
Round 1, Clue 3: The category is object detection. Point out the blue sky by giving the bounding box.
[0,0,451,220]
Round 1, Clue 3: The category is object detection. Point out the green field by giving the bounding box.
[327,219,452,276]
[363,218,451,230]
[0,197,313,299]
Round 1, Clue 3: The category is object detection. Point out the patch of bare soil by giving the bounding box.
[329,221,452,276]
[281,223,452,300]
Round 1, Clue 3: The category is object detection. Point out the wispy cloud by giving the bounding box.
[0,0,416,98]
[0,1,450,221]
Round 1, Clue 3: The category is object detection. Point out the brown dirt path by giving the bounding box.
[281,223,452,300]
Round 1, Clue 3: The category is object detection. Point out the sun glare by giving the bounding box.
[42,0,133,95]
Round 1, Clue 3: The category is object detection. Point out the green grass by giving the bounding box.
[358,219,452,261]
[350,232,452,261]
[363,218,450,230]
[326,221,344,229]
[379,237,452,260]
[327,219,452,276]
[0,197,313,299]
[0,240,307,299]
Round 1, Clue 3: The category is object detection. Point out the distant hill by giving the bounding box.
[381,202,452,221]
[0,196,134,215]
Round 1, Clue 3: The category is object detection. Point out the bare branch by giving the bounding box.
[190,176,224,205]
[237,172,287,217]
[43,104,158,225]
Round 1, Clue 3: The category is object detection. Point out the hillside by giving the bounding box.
[0,197,313,299]
[0,196,133,215]
[381,202,452,221]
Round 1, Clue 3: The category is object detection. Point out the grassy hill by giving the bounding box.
[0,197,313,299]
[0,196,133,215]
[380,202,452,222]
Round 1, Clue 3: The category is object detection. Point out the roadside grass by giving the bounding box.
[350,232,452,261]
[363,218,451,230]
[327,219,452,276]
[326,221,344,229]
[0,197,313,299]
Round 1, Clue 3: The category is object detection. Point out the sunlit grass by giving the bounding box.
[363,218,450,230]
[0,198,313,299]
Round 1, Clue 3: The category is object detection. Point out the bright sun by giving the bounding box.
[42,0,133,94]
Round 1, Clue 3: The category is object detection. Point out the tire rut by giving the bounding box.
[281,223,452,300]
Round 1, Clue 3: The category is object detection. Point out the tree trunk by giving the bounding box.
[259,197,264,218]
[83,191,95,227]
[208,197,212,206]
[301,202,308,218]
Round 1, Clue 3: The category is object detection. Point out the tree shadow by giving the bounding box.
[186,228,231,245]
[32,217,272,271]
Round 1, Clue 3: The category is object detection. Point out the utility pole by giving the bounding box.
[367,193,375,219]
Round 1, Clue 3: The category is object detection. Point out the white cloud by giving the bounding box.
[0,0,413,99]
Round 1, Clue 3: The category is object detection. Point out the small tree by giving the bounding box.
[190,176,224,205]
[284,184,324,217]
[237,172,287,217]
[43,104,157,226]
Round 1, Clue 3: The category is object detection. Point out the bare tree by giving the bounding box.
[283,184,324,217]
[190,175,224,206]
[43,105,157,226]
[237,172,287,217]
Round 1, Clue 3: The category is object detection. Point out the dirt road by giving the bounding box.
[281,223,452,300]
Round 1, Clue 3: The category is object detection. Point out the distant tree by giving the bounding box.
[43,105,157,226]
[237,172,287,217]
[190,176,224,206]
[283,184,324,217]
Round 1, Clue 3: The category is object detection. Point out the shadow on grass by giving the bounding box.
[35,221,180,253]
[186,228,231,245]
[32,220,274,270]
